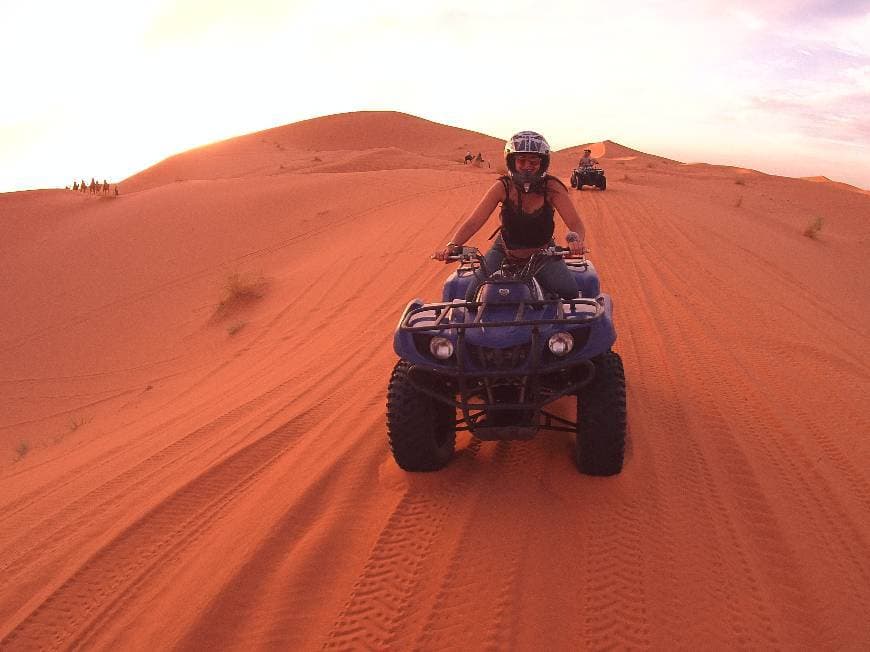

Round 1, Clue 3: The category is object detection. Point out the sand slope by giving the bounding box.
[559,140,682,167]
[122,111,505,194]
[1,112,869,650]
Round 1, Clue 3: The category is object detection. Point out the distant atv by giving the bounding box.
[387,246,626,476]
[571,165,607,191]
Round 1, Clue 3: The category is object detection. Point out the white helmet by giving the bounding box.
[504,131,551,182]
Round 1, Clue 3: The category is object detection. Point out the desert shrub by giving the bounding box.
[227,321,246,335]
[734,177,746,185]
[213,272,267,321]
[225,272,265,300]
[803,217,823,239]
[15,441,29,460]
[735,195,743,208]
[68,416,90,431]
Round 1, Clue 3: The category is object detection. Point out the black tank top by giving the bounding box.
[498,175,557,248]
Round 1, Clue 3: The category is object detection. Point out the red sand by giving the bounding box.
[1,111,869,649]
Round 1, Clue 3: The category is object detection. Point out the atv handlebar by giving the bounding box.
[444,245,584,263]
[444,246,483,262]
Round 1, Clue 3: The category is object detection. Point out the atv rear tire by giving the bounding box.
[575,350,626,475]
[387,360,456,471]
[570,174,577,188]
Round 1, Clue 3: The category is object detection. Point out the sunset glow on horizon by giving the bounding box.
[1,0,868,192]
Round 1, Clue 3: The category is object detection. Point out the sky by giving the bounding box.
[1,0,869,192]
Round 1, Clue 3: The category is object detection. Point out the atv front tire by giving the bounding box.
[387,360,456,471]
[575,350,626,475]
[599,177,607,191]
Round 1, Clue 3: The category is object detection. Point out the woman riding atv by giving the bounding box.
[434,131,587,299]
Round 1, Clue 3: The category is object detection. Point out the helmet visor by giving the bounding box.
[508,131,550,155]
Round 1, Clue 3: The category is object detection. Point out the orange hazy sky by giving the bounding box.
[1,0,868,192]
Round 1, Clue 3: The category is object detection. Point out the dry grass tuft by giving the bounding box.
[227,321,246,336]
[735,195,743,208]
[803,217,823,239]
[68,415,91,431]
[15,441,30,461]
[212,272,268,321]
[734,177,746,185]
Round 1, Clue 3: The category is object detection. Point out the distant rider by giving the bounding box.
[434,131,586,299]
[579,148,598,169]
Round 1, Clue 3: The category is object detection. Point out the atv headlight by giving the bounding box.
[548,332,574,356]
[429,336,454,360]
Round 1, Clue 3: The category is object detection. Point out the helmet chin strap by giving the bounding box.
[512,169,537,192]
[514,172,543,194]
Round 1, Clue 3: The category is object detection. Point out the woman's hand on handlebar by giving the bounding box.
[564,231,586,256]
[433,242,459,261]
[566,239,586,256]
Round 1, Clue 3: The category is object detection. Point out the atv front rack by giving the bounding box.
[399,297,609,435]
[400,297,604,332]
[407,353,594,435]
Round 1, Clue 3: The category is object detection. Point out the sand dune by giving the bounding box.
[1,112,869,649]
[303,146,458,174]
[559,140,681,167]
[122,111,504,193]
[802,175,869,194]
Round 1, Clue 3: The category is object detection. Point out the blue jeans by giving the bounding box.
[478,240,579,299]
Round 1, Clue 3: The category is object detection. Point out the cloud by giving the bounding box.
[730,9,766,30]
[142,0,298,46]
[748,93,870,145]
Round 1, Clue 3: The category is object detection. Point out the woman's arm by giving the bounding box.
[547,179,586,253]
[434,181,505,259]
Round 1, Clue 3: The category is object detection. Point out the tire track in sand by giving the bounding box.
[0,342,386,649]
[620,195,844,645]
[591,189,783,646]
[322,439,482,650]
[69,400,390,652]
[0,350,356,594]
[0,203,440,607]
[408,440,551,651]
[0,397,339,650]
[626,192,870,583]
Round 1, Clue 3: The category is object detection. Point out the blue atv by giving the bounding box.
[387,246,626,475]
